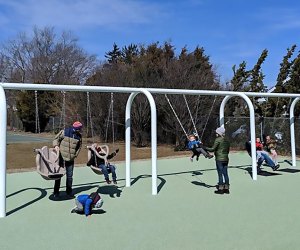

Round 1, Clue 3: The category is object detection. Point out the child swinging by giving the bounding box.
[187,133,213,161]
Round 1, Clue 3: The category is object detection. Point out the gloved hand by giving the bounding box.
[115,148,119,153]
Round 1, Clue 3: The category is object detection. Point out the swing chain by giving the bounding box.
[183,95,198,137]
[200,96,217,140]
[35,90,41,133]
[165,94,189,138]
[59,91,66,130]
[86,92,95,142]
[105,93,115,146]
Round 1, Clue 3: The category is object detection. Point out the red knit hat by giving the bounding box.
[73,121,83,129]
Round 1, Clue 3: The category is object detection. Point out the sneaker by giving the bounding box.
[105,179,112,184]
[273,164,280,171]
[113,180,117,184]
[71,208,77,214]
[196,156,199,161]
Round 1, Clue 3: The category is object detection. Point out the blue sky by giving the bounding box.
[0,0,299,87]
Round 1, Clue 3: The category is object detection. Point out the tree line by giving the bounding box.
[1,27,300,149]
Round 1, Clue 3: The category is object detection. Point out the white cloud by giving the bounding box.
[0,0,163,30]
[255,7,300,31]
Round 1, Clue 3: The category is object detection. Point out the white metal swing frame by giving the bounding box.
[1,82,300,218]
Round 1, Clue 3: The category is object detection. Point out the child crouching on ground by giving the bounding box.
[187,134,213,161]
[71,192,103,217]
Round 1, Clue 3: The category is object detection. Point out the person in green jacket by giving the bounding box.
[205,126,230,194]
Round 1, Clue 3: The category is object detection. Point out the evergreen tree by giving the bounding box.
[179,46,188,60]
[248,49,268,92]
[267,45,297,118]
[121,43,139,64]
[105,43,122,64]
[275,45,297,93]
[286,52,300,93]
[230,61,250,91]
[285,52,300,116]
[16,90,51,132]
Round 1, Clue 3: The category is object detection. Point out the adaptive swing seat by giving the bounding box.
[35,146,66,180]
[87,143,110,175]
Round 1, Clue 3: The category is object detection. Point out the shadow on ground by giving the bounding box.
[7,187,47,216]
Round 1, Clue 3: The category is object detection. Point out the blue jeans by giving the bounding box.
[257,151,275,169]
[99,164,116,181]
[54,160,74,195]
[216,160,229,185]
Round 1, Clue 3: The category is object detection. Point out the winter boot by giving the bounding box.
[224,184,230,194]
[214,184,224,194]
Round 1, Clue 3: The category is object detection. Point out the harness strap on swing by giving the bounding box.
[89,144,109,166]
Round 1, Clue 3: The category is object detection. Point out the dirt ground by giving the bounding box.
[6,137,190,173]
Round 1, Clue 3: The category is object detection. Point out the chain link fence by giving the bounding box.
[224,116,300,155]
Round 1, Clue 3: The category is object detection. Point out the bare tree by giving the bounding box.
[1,26,97,132]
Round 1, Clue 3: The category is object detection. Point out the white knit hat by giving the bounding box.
[95,198,103,208]
[216,127,225,136]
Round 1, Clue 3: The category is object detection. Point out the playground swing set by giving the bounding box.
[31,89,292,181]
[34,91,117,180]
[164,94,217,141]
[86,92,118,175]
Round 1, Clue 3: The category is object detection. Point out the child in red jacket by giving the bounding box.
[255,138,264,151]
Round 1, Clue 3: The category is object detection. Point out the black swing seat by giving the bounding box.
[87,144,112,175]
[35,146,66,180]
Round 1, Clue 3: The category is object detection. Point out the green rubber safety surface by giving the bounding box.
[1,152,300,250]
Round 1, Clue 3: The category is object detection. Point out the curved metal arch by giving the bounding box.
[220,94,257,180]
[290,97,300,167]
[0,85,7,218]
[125,89,157,195]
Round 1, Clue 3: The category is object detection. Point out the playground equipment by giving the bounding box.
[164,94,217,140]
[86,144,110,175]
[2,82,300,218]
[34,91,41,134]
[35,146,65,180]
[86,92,118,176]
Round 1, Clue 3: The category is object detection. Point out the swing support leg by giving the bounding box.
[0,85,7,218]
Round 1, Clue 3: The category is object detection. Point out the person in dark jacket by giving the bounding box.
[245,140,279,172]
[205,126,230,194]
[52,121,82,198]
[87,144,119,184]
[71,192,103,217]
